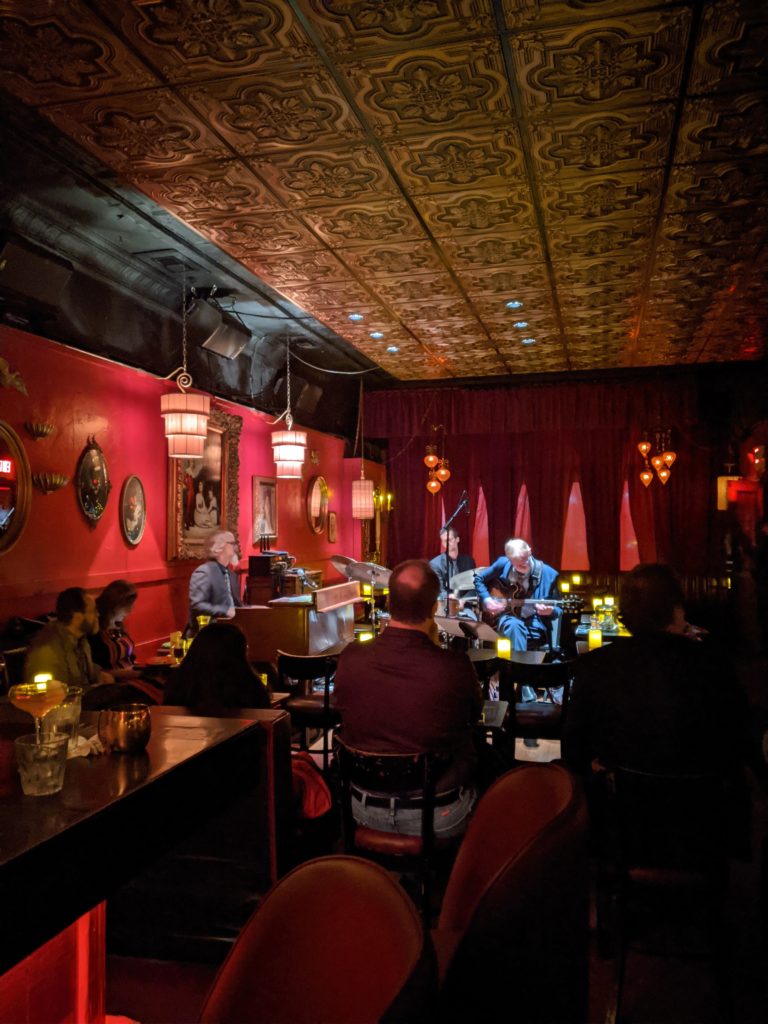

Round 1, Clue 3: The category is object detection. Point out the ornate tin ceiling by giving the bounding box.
[2,0,766,382]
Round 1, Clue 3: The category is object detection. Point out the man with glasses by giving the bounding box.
[187,529,242,632]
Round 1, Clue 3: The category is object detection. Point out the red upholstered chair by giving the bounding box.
[199,855,436,1024]
[434,764,589,1024]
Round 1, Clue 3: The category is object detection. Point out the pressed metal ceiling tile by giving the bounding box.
[0,0,765,381]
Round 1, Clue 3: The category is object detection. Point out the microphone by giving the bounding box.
[461,489,470,516]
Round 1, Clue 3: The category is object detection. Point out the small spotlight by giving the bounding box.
[370,331,384,339]
[348,312,364,321]
[513,321,528,329]
[521,337,536,345]
[505,300,523,309]
[386,345,399,353]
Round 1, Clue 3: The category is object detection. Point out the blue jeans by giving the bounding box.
[352,786,476,839]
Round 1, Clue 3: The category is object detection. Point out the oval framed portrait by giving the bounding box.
[76,436,111,525]
[120,475,146,546]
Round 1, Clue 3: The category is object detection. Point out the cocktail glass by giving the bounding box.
[8,675,68,743]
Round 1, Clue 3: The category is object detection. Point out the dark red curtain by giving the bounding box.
[371,376,710,572]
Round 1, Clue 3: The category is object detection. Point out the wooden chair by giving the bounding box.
[498,655,576,747]
[199,855,437,1023]
[276,650,340,772]
[334,734,458,924]
[596,766,733,1023]
[434,764,589,1024]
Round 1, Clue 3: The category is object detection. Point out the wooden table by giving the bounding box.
[0,706,289,1022]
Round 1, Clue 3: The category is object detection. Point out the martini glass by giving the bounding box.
[8,675,68,743]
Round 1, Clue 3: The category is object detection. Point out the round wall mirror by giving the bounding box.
[306,475,329,534]
[0,420,32,555]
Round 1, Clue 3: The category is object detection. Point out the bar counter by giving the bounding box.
[0,707,275,978]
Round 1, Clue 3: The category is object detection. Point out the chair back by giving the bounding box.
[606,766,729,873]
[277,651,335,697]
[436,764,589,1024]
[199,855,436,1024]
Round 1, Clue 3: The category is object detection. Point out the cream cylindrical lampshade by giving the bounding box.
[352,477,375,519]
[161,391,211,459]
[272,429,307,478]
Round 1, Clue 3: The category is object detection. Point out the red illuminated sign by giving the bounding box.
[0,459,12,474]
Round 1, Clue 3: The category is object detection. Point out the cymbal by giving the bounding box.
[331,555,391,587]
[330,554,357,575]
[449,568,477,593]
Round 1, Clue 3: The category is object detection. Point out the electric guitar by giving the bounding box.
[480,580,583,626]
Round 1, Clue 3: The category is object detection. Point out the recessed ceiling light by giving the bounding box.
[505,300,523,309]
[348,312,364,321]
[370,331,384,339]
[513,321,528,329]
[521,337,536,345]
[386,345,399,353]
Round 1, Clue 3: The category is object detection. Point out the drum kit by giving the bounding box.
[331,556,487,642]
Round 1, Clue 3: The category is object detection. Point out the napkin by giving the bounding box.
[67,733,105,758]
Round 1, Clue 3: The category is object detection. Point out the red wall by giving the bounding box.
[0,326,385,657]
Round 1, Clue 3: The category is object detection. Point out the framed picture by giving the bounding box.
[252,475,278,542]
[120,475,146,546]
[168,408,242,560]
[76,436,111,526]
[327,510,337,544]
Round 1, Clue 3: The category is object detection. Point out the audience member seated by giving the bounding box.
[164,623,271,714]
[24,587,114,688]
[89,579,163,705]
[563,563,748,777]
[333,559,485,839]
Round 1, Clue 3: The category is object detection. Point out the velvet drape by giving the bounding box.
[373,377,712,574]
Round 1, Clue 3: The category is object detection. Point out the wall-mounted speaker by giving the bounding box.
[188,298,251,360]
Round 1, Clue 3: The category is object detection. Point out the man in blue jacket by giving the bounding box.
[474,537,561,653]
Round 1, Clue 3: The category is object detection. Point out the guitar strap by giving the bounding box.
[529,557,542,591]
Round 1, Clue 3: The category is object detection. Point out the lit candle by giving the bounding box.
[571,574,581,585]
[33,673,53,684]
[496,637,511,660]
[588,628,602,650]
[603,596,615,608]
[560,581,571,593]
[592,597,603,609]
[361,583,372,597]
[358,631,374,643]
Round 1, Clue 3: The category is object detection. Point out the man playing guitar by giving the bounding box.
[474,538,561,654]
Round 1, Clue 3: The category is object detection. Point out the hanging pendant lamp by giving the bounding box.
[352,380,374,519]
[271,340,307,478]
[161,263,210,458]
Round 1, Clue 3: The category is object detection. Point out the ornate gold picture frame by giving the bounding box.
[167,408,241,560]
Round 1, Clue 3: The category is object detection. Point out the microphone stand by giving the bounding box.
[441,491,469,616]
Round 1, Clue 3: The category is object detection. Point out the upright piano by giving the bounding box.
[234,580,360,662]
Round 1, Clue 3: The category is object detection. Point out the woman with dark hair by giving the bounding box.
[164,622,271,713]
[86,579,163,708]
[90,579,139,678]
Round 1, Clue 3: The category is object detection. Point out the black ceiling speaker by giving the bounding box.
[273,372,323,418]
[188,298,251,360]
[0,238,72,307]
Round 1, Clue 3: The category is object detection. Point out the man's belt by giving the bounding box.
[350,785,461,810]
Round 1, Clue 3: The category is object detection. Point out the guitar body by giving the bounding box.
[480,577,582,627]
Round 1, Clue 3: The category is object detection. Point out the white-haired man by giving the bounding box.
[187,529,242,631]
[474,538,560,653]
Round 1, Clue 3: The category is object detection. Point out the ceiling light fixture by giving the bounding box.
[521,337,536,345]
[386,345,399,353]
[513,321,528,329]
[351,379,374,519]
[271,339,307,479]
[638,428,677,487]
[348,312,364,322]
[370,331,384,339]
[160,262,210,459]
[505,300,523,309]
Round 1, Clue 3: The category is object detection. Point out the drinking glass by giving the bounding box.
[15,733,69,795]
[42,686,83,752]
[196,615,211,630]
[8,677,68,743]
